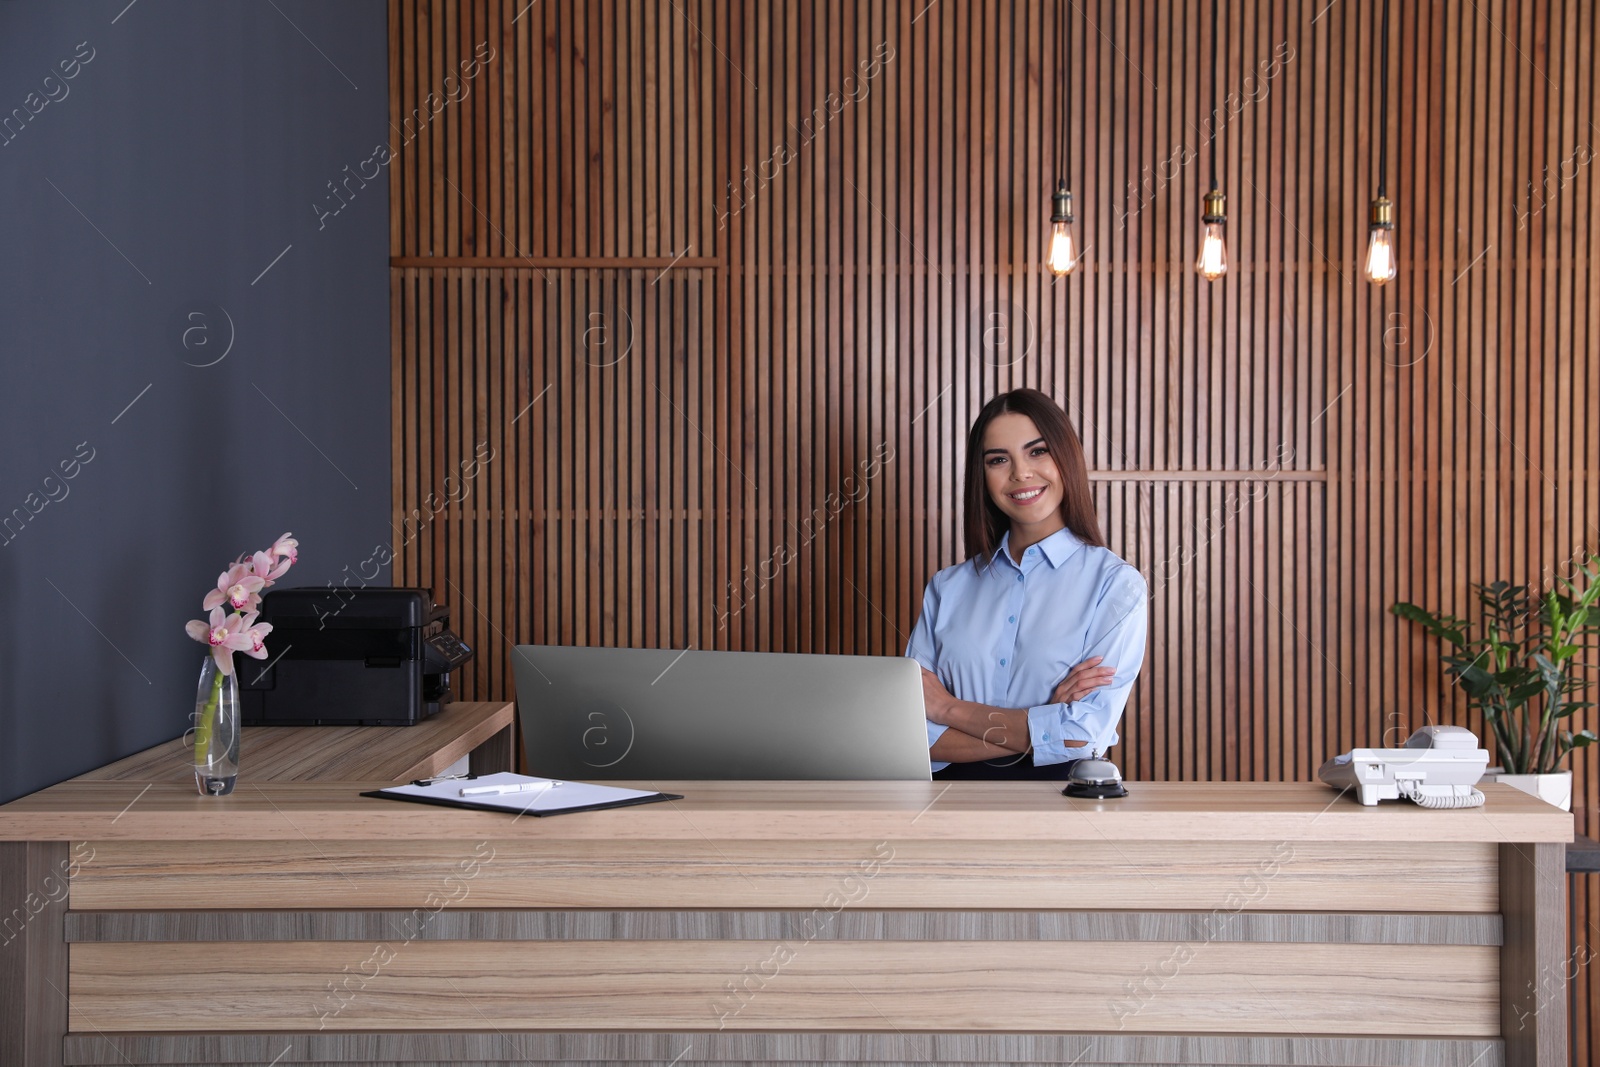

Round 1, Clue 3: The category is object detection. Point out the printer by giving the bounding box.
[240,587,474,726]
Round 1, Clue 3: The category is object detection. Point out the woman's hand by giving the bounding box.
[920,668,958,725]
[1050,656,1116,705]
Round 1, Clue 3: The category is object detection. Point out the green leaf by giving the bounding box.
[1486,662,1538,687]
[1531,652,1563,686]
[1547,642,1581,661]
[1485,580,1530,612]
[1505,680,1546,709]
[1576,568,1600,608]
[1391,601,1468,646]
[1453,662,1498,698]
[1542,592,1568,635]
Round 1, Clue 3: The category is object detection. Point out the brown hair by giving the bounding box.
[963,388,1104,563]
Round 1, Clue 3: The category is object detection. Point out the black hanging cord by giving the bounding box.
[1056,0,1067,181]
[1377,0,1390,197]
[1209,0,1220,191]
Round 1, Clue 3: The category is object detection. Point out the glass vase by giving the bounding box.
[193,654,241,796]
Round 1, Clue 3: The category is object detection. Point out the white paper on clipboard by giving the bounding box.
[363,771,677,816]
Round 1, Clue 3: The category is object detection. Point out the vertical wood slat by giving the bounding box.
[1502,843,1569,1067]
[0,842,69,1067]
[388,0,1599,1054]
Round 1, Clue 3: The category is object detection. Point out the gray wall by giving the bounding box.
[0,0,390,803]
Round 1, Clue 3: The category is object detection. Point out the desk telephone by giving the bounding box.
[1317,725,1489,808]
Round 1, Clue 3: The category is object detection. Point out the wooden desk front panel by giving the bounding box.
[64,835,1503,1046]
[70,838,1498,912]
[69,938,1499,1036]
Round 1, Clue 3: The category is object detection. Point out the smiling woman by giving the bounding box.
[907,389,1149,779]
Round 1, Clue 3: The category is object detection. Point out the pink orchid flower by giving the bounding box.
[184,606,255,674]
[270,532,298,566]
[239,617,274,660]
[250,533,298,586]
[202,563,266,613]
[251,549,288,584]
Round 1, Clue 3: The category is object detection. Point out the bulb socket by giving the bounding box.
[1202,187,1226,224]
[1370,195,1394,230]
[1050,180,1074,224]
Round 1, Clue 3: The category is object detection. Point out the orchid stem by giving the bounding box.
[196,665,222,770]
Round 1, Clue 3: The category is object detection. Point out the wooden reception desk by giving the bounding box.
[0,777,1573,1067]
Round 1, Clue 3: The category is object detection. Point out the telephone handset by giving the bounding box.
[1317,725,1489,808]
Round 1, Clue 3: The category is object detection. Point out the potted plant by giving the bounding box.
[1392,558,1600,811]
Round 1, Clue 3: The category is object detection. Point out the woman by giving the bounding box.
[907,388,1148,779]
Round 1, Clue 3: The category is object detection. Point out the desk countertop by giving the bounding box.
[71,700,514,784]
[0,779,1571,843]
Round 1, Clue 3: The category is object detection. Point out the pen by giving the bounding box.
[459,780,558,797]
[413,773,477,786]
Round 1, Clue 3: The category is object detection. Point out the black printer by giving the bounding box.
[240,587,474,726]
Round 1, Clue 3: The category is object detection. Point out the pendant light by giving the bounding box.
[1046,0,1077,276]
[1365,0,1397,284]
[1195,0,1228,281]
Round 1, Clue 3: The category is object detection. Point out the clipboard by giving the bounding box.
[361,772,682,818]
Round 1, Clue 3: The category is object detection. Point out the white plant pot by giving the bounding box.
[1482,767,1573,811]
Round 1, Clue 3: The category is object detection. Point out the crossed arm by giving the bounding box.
[922,661,1109,763]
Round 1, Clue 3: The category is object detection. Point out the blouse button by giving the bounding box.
[999,658,1007,666]
[1008,615,1016,624]
[1016,574,1023,583]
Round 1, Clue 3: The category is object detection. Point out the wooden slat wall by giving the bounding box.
[389,0,1598,1053]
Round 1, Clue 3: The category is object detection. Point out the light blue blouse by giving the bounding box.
[905,527,1148,771]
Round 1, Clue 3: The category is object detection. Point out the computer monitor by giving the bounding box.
[511,645,932,781]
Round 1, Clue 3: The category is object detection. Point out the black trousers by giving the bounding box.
[933,754,1085,781]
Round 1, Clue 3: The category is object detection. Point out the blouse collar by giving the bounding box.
[991,525,1083,573]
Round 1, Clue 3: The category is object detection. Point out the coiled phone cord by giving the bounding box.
[1397,780,1487,809]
